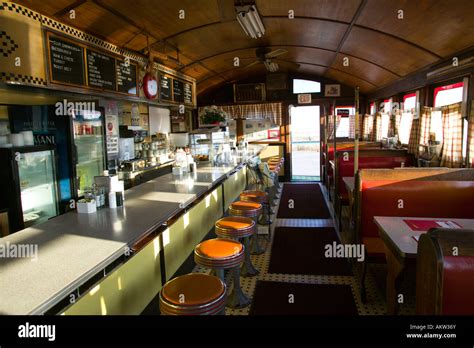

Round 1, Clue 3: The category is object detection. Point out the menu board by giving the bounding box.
[160,74,171,100]
[86,49,116,90]
[48,35,85,86]
[183,81,193,104]
[173,79,184,103]
[116,59,137,95]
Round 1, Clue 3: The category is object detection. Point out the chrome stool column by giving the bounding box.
[229,200,264,255]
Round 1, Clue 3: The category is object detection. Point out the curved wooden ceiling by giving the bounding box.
[15,0,474,95]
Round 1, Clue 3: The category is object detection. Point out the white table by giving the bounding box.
[374,216,474,314]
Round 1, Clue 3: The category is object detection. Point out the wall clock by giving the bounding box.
[143,72,157,99]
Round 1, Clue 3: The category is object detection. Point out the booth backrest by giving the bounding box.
[416,229,474,315]
[336,151,414,198]
[356,169,474,239]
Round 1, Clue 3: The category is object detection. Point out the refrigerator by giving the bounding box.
[70,108,106,197]
[0,145,59,234]
[8,104,107,211]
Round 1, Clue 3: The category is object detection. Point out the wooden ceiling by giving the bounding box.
[14,0,474,95]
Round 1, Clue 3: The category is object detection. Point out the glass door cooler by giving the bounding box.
[0,145,59,234]
[71,109,106,197]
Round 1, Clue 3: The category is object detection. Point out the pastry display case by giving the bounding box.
[189,127,229,164]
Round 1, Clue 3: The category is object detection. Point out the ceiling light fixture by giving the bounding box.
[236,5,265,39]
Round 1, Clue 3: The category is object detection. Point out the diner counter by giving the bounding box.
[0,145,266,315]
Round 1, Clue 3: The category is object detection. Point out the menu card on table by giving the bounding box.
[404,219,462,231]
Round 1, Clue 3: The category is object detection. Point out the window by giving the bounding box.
[399,93,416,145]
[434,82,464,107]
[335,106,355,138]
[293,79,321,94]
[370,102,375,115]
[403,93,417,111]
[380,99,392,114]
[381,113,390,138]
[430,110,443,142]
[462,118,468,160]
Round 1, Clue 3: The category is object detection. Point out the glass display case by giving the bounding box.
[189,127,229,164]
[18,149,59,228]
[0,145,59,233]
[73,110,105,196]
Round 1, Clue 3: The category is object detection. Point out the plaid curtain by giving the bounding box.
[198,102,283,125]
[349,114,355,139]
[329,115,342,139]
[440,102,463,168]
[469,103,474,167]
[419,106,433,147]
[362,114,374,141]
[394,109,402,137]
[407,116,420,154]
[375,112,382,141]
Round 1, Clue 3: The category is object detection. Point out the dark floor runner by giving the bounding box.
[277,184,331,219]
[250,281,358,315]
[268,227,352,275]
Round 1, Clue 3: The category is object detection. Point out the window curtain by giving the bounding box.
[408,107,431,156]
[198,102,283,125]
[469,103,474,168]
[349,114,355,139]
[407,116,420,154]
[440,102,463,168]
[362,114,374,141]
[375,112,382,141]
[327,115,342,140]
[394,109,402,137]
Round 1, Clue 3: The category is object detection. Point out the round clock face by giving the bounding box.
[143,73,157,99]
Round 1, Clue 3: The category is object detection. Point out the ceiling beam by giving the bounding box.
[179,44,401,77]
[53,0,87,17]
[326,0,368,76]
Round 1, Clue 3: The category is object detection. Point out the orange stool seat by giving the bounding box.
[159,273,226,315]
[215,216,255,238]
[240,190,269,204]
[229,200,262,218]
[194,238,245,269]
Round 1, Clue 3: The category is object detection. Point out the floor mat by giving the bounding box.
[277,184,331,219]
[268,227,352,276]
[249,281,358,315]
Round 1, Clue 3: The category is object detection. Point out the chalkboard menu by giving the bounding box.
[48,35,85,86]
[116,59,137,95]
[183,82,193,104]
[86,49,115,91]
[173,79,184,103]
[160,74,171,100]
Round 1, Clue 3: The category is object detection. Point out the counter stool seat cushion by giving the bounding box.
[195,238,245,269]
[230,201,262,217]
[161,273,225,306]
[240,190,269,203]
[215,216,255,238]
[159,273,226,315]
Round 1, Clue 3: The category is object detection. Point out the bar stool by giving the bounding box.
[240,190,271,240]
[194,238,250,308]
[215,216,259,277]
[229,200,265,255]
[159,273,226,315]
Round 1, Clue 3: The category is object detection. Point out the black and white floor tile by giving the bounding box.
[192,182,416,316]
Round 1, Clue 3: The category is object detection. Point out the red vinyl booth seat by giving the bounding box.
[337,156,413,201]
[361,180,474,239]
[442,256,474,315]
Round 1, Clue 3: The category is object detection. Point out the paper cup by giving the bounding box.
[9,133,24,147]
[21,131,34,145]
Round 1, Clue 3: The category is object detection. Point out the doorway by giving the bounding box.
[289,105,321,181]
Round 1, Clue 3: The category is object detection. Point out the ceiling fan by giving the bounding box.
[244,47,300,72]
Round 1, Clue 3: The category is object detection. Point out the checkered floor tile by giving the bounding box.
[192,182,416,315]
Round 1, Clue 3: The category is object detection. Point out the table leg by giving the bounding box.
[384,245,405,315]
